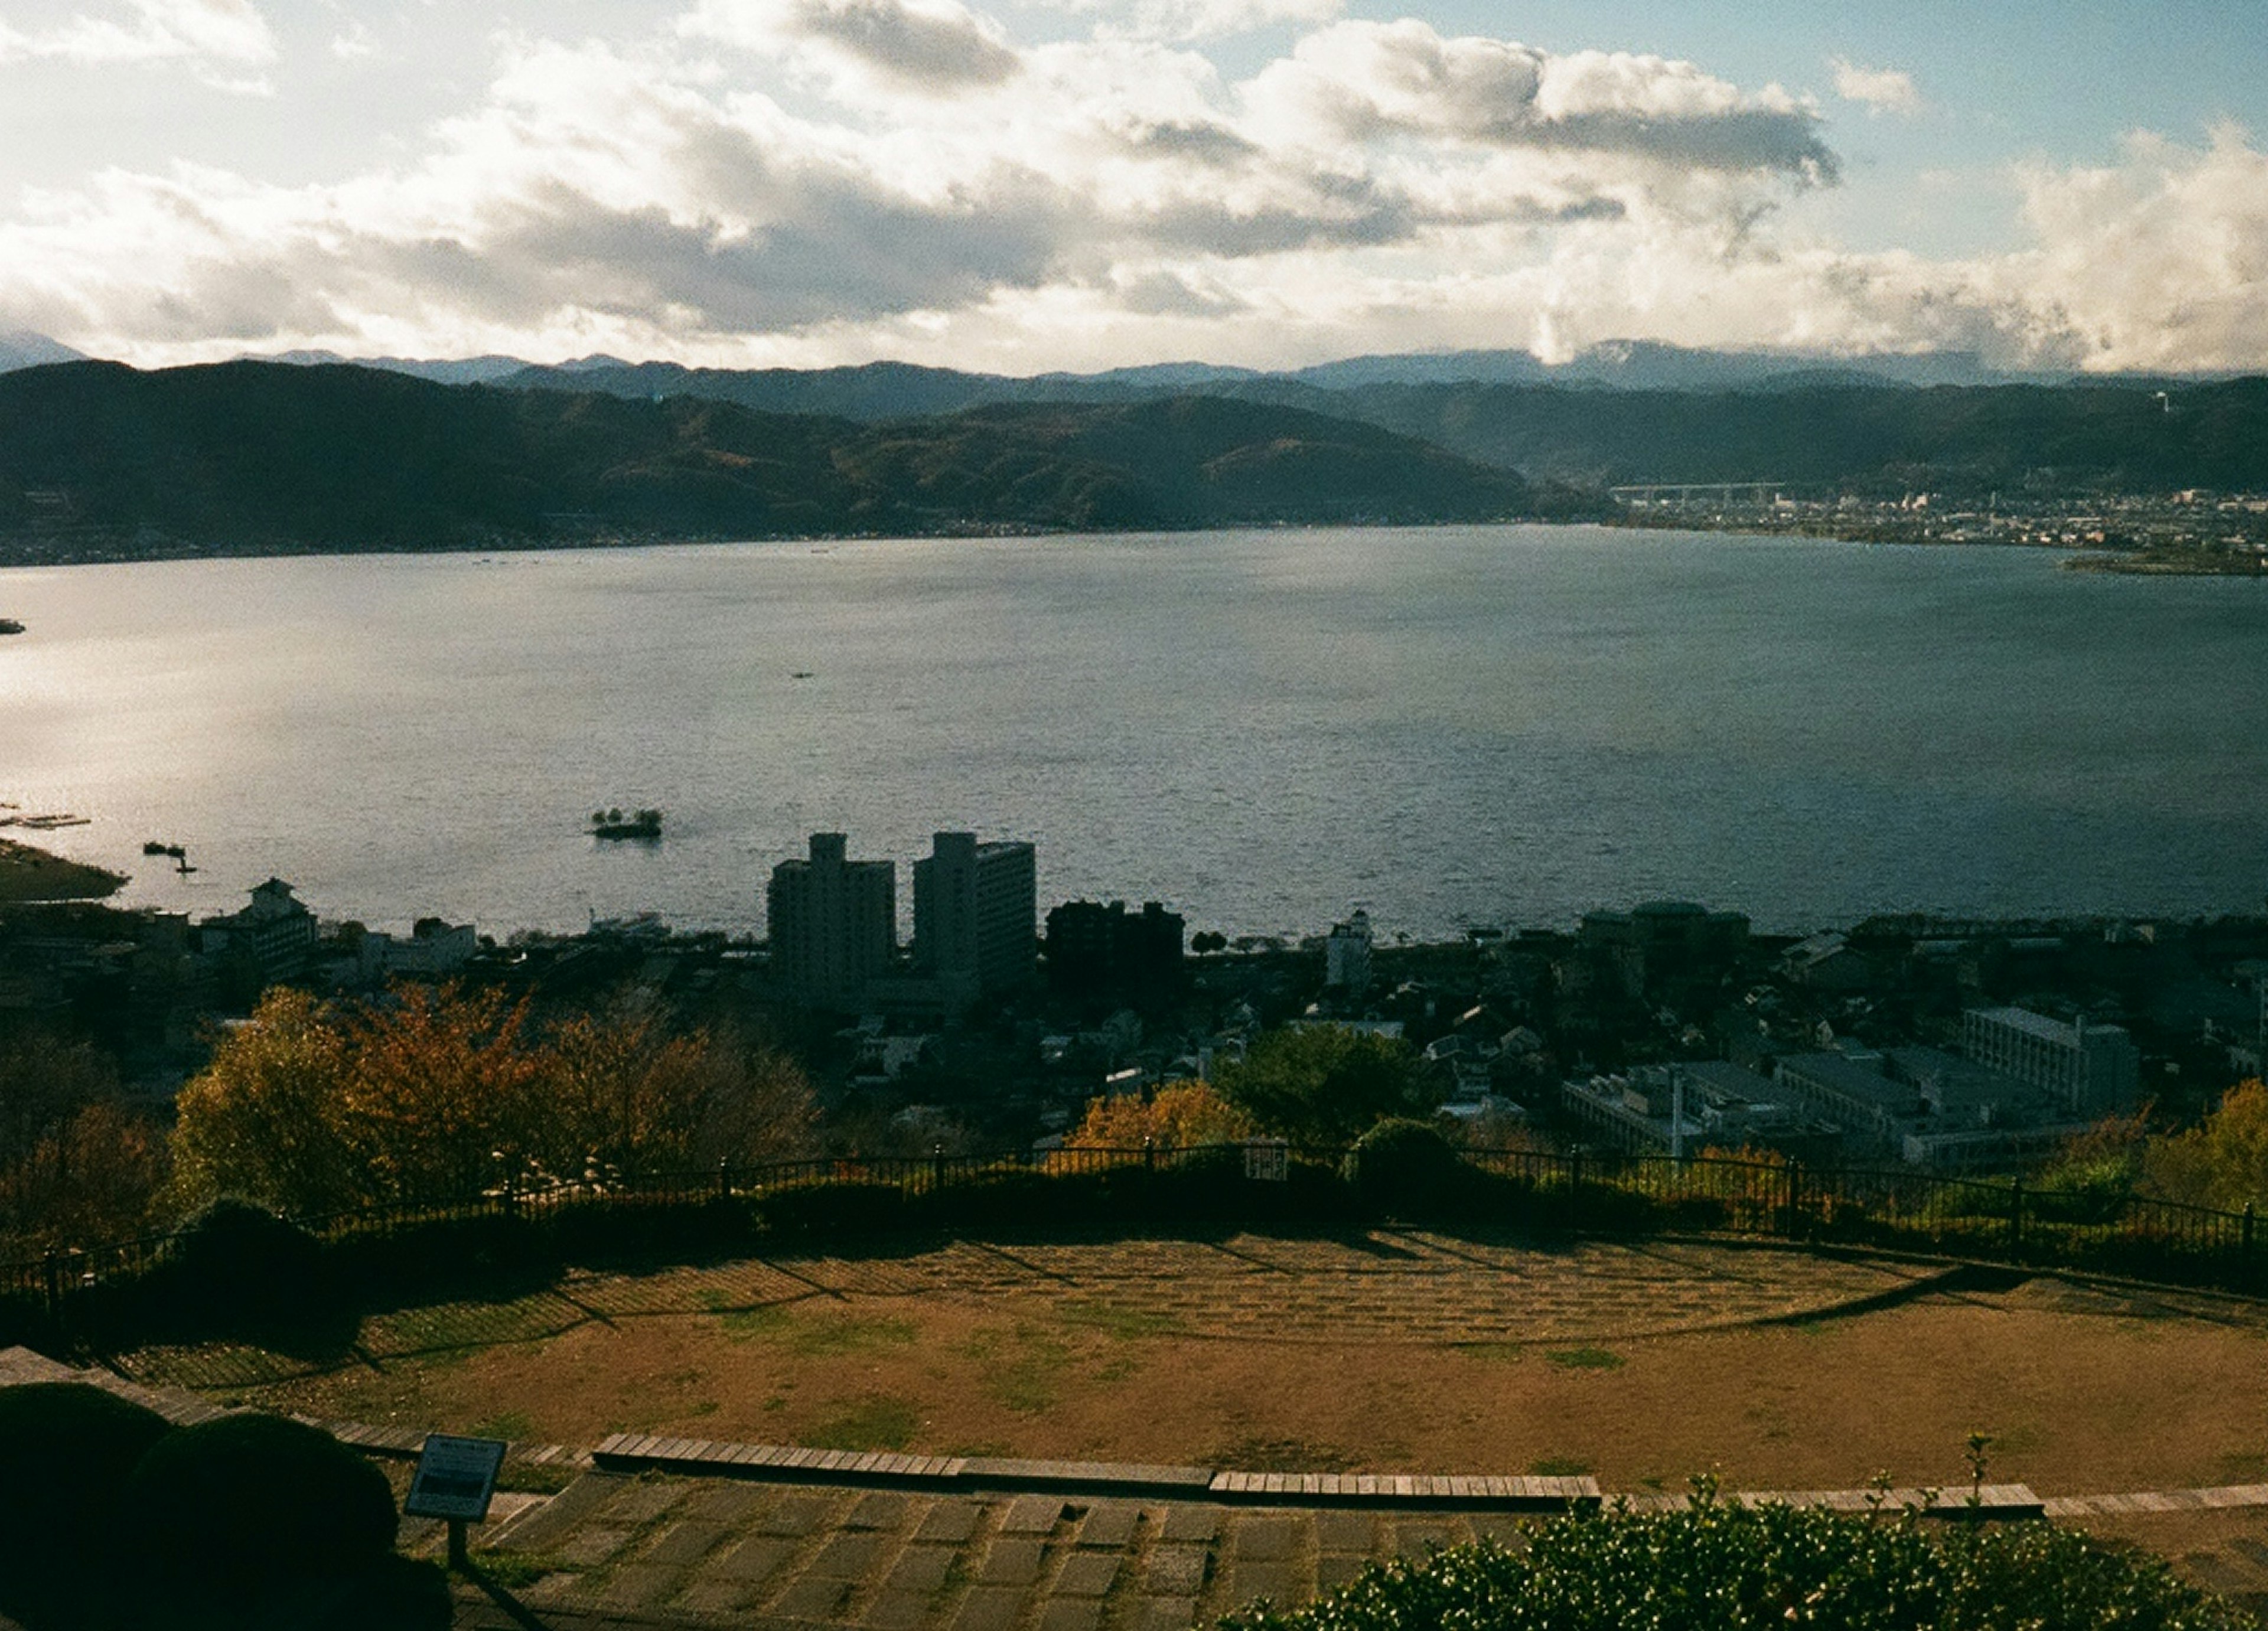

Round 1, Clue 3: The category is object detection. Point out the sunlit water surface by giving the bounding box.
[1,527,2260,938]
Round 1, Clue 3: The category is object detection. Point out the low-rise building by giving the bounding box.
[198,878,317,983]
[1963,1006,2140,1115]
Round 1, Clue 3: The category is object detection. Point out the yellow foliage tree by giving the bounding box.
[170,983,818,1215]
[170,988,359,1216]
[336,982,546,1202]
[2143,1079,2268,1212]
[1067,1080,1256,1151]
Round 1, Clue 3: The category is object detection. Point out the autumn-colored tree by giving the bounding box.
[0,1032,167,1250]
[335,983,547,1202]
[2143,1079,2268,1212]
[170,983,819,1215]
[542,999,814,1180]
[1066,1080,1256,1151]
[170,989,359,1216]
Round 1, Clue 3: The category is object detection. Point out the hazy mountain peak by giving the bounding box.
[0,331,89,373]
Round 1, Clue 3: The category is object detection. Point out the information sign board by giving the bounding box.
[404,1434,508,1523]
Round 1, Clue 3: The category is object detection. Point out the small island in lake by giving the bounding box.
[591,807,663,840]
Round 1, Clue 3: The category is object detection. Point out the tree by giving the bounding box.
[0,1030,165,1250]
[170,983,820,1215]
[1214,1025,1437,1146]
[2143,1079,2268,1212]
[335,983,546,1201]
[170,989,358,1216]
[543,1000,814,1179]
[1066,1080,1255,1151]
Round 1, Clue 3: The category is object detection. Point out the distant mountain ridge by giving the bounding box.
[0,360,1584,562]
[0,330,84,373]
[493,340,2073,420]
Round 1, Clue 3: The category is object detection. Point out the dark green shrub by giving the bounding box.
[1343,1118,1462,1215]
[546,1193,755,1265]
[0,1382,175,1629]
[149,1198,335,1343]
[1225,1490,2246,1631]
[116,1413,398,1611]
[927,1168,1063,1230]
[2029,1159,2136,1226]
[327,1209,556,1307]
[754,1176,905,1239]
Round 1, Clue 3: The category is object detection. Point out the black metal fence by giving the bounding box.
[4,1143,2261,1332]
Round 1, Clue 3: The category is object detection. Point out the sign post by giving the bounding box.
[404,1434,510,1573]
[1243,1137,1289,1182]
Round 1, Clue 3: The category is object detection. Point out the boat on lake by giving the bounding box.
[591,807,663,840]
[0,619,22,635]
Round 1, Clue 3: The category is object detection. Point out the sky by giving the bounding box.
[1,0,2264,374]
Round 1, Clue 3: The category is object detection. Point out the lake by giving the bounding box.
[0,526,2260,940]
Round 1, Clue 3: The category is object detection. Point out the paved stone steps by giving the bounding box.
[593,1434,1602,1511]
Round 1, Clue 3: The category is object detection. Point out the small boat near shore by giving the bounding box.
[0,619,23,635]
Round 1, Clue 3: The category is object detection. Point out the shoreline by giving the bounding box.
[0,836,127,903]
[10,517,2262,578]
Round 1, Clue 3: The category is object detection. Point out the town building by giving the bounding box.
[767,833,895,1010]
[913,831,1037,1005]
[198,878,318,983]
[1962,1006,2140,1115]
[1044,899,1185,1005]
[1324,910,1373,994]
[1579,901,1749,999]
[352,917,478,983]
[1558,1060,1839,1161]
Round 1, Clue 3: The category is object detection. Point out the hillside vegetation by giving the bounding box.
[0,361,1585,560]
[518,358,2268,497]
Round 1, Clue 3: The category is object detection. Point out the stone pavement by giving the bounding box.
[7,1346,2268,1627]
[430,1466,2268,1630]
[445,1473,1582,1630]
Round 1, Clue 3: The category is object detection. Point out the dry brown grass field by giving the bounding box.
[128,1230,2268,1499]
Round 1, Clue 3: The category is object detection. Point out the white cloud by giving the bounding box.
[684,0,1021,95]
[1244,24,1836,184]
[0,5,2260,376]
[0,0,273,68]
[1036,0,1344,45]
[1830,57,1920,118]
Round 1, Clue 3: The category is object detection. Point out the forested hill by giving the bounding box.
[516,360,2268,498]
[0,361,1589,562]
[1282,378,2268,494]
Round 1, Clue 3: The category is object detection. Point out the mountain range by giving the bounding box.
[6,349,2268,565]
[0,360,1585,560]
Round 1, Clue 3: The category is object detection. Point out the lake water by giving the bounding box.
[0,526,2261,940]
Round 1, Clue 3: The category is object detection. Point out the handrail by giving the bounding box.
[4,1144,2260,1312]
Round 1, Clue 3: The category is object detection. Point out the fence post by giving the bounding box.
[41,1248,60,1319]
[1568,1151,1584,1223]
[2008,1177,2023,1252]
[1143,1137,1155,1175]
[1783,1160,1803,1241]
[932,1144,947,1193]
[716,1157,731,1202]
[2244,1203,2256,1265]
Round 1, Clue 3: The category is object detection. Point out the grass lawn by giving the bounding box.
[142,1231,2268,1498]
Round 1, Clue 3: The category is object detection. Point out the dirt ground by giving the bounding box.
[197,1234,2268,1499]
